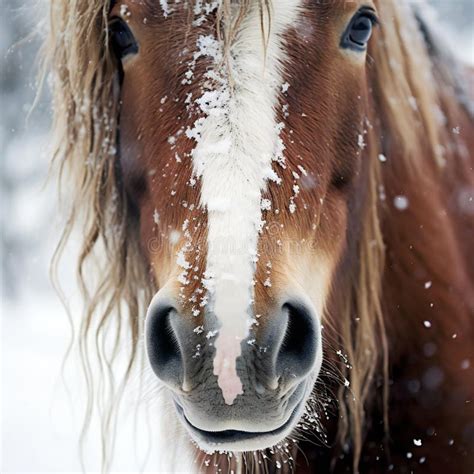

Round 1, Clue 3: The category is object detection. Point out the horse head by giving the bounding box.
[110,0,380,452]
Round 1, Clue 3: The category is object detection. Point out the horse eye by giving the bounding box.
[109,19,138,60]
[341,10,377,52]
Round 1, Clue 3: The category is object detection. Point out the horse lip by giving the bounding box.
[173,396,304,449]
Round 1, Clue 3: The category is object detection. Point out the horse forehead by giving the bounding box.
[148,3,306,176]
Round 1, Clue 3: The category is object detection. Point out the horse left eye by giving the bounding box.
[341,10,377,52]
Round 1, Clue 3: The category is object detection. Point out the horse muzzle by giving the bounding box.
[145,291,322,452]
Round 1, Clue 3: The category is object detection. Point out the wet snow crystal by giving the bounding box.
[394,195,409,211]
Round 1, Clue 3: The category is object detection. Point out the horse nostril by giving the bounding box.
[145,304,183,386]
[276,302,318,380]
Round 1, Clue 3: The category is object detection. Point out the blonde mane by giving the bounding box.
[44,0,458,471]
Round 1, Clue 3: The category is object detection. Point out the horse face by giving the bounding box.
[112,0,376,452]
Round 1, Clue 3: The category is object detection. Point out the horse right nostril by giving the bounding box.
[145,304,183,386]
[276,302,318,380]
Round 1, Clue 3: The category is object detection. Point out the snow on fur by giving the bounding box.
[186,0,302,404]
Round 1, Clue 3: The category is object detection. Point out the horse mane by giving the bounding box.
[43,0,471,471]
[45,2,151,468]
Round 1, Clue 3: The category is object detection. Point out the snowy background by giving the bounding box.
[0,1,472,472]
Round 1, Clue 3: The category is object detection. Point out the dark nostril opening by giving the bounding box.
[276,302,318,379]
[145,305,183,384]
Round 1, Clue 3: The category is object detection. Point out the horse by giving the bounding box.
[45,0,474,472]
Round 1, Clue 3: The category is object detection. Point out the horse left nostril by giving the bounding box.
[276,302,319,380]
[145,303,183,387]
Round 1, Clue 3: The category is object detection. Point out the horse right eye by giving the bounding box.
[109,19,138,60]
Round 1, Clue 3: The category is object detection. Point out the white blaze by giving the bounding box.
[188,0,302,405]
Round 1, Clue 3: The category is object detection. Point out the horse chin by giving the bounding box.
[173,379,312,453]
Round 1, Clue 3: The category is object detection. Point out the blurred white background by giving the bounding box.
[1,1,472,472]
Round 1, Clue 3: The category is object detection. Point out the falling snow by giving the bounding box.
[394,195,409,211]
